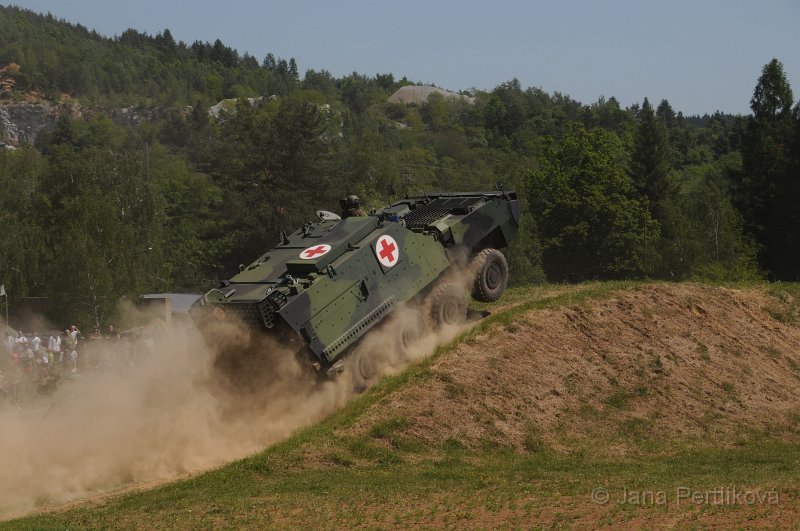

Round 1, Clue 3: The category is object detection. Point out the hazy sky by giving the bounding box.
[7,0,800,115]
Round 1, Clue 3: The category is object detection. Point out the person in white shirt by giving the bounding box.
[48,331,62,363]
[31,332,42,354]
[16,332,28,347]
[70,325,80,347]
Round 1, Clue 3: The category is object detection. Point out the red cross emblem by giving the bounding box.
[299,244,332,259]
[375,235,399,268]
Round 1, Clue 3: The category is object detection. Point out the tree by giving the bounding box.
[303,69,338,99]
[43,148,168,328]
[657,155,758,281]
[155,29,176,57]
[420,93,450,131]
[339,73,374,114]
[374,73,396,93]
[150,145,229,288]
[584,96,632,136]
[629,97,675,219]
[750,59,794,121]
[656,99,676,129]
[734,58,798,279]
[685,168,759,280]
[531,124,658,281]
[504,195,545,285]
[0,148,48,298]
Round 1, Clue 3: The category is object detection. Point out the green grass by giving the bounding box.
[11,441,800,529]
[7,281,800,529]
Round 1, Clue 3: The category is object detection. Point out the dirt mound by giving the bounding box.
[344,283,800,454]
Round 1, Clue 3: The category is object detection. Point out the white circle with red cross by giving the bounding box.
[299,244,332,260]
[375,235,400,268]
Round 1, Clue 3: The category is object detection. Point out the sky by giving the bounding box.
[7,0,800,116]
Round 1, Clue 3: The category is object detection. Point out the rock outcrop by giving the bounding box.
[0,102,188,146]
[387,85,475,106]
[0,102,70,145]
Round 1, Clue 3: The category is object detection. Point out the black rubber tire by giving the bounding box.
[429,283,468,329]
[470,248,509,302]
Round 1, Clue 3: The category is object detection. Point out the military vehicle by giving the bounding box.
[190,190,520,379]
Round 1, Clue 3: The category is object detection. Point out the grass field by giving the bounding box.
[13,441,799,528]
[6,282,800,529]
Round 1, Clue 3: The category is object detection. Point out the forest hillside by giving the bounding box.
[0,5,798,329]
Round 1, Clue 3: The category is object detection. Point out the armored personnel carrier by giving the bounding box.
[190,191,520,377]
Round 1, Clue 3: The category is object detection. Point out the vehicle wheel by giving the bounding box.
[356,351,377,382]
[470,248,509,302]
[394,311,427,359]
[429,283,468,329]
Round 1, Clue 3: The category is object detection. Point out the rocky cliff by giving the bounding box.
[0,102,186,147]
[0,102,68,145]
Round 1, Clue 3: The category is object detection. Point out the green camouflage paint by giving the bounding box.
[190,191,520,368]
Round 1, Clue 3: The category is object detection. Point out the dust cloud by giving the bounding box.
[0,322,347,518]
[0,290,473,519]
[348,306,465,388]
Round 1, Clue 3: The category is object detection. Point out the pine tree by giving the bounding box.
[629,98,675,219]
[656,99,676,129]
[750,59,794,121]
[734,58,798,279]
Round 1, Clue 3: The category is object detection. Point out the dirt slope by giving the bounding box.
[344,283,800,454]
[8,282,800,529]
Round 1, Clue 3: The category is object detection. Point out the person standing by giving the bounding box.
[16,331,28,350]
[31,332,42,357]
[17,332,32,371]
[64,329,77,374]
[63,329,74,352]
[69,325,80,348]
[48,331,62,365]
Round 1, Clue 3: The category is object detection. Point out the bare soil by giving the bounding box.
[345,283,800,453]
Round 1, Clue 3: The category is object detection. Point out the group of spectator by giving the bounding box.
[0,324,156,404]
[4,326,81,371]
[0,326,81,400]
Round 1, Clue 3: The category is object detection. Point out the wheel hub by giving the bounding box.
[442,300,460,324]
[486,263,501,289]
